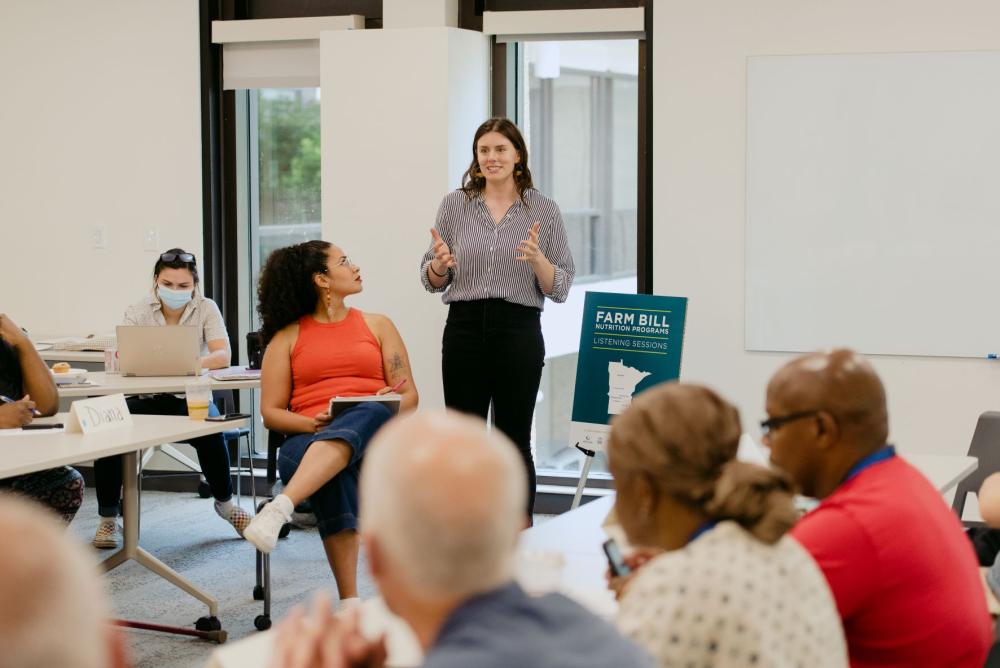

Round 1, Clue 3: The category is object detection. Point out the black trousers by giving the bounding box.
[442,299,544,515]
[93,394,233,517]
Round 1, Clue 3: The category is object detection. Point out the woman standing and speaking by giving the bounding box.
[420,117,575,516]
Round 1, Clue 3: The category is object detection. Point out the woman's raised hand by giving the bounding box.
[516,221,544,264]
[429,229,456,273]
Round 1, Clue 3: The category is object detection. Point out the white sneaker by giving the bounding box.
[244,499,291,553]
[92,518,122,550]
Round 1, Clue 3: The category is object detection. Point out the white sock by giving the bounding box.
[215,498,235,514]
[271,494,294,519]
[339,597,361,610]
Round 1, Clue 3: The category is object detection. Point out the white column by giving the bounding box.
[383,0,459,29]
[320,27,489,410]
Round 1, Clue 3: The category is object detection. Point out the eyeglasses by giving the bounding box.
[160,252,195,264]
[760,410,820,436]
[317,257,354,275]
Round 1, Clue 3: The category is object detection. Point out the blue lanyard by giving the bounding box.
[843,445,895,483]
[688,520,718,544]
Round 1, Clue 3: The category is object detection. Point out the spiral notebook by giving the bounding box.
[328,393,401,419]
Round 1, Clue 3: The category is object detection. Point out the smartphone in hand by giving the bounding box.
[602,538,632,577]
[205,413,251,422]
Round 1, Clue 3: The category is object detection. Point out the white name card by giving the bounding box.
[66,393,133,434]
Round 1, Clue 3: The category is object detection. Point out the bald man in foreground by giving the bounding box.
[764,349,991,668]
[271,411,651,668]
[0,495,128,668]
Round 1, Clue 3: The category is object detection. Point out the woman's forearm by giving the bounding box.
[531,257,556,295]
[201,348,231,370]
[262,407,314,434]
[426,262,448,288]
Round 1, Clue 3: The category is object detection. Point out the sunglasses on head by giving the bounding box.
[160,252,195,264]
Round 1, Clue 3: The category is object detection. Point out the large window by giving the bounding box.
[514,41,639,477]
[234,88,323,451]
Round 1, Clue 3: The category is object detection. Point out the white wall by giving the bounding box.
[0,0,204,336]
[654,0,1000,456]
[321,27,490,410]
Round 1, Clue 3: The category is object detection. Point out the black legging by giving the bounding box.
[441,299,544,515]
[93,394,233,517]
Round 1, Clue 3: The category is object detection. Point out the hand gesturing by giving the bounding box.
[429,229,456,274]
[517,221,544,264]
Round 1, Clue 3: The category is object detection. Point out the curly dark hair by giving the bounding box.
[461,117,534,203]
[257,240,331,345]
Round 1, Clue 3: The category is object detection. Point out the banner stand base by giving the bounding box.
[571,443,596,510]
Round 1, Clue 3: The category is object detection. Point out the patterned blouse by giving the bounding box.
[617,521,848,668]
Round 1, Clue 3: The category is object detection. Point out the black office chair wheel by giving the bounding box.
[256,499,269,513]
[195,615,222,632]
[253,584,265,601]
[254,615,272,631]
[279,522,292,539]
[197,480,212,499]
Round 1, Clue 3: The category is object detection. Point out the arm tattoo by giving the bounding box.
[388,352,406,378]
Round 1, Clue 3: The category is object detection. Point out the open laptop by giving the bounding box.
[116,325,201,377]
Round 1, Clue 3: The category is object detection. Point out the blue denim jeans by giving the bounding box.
[278,402,393,538]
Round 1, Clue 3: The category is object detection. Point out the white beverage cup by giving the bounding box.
[185,380,212,420]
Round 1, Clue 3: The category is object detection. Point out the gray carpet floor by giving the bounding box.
[69,488,371,668]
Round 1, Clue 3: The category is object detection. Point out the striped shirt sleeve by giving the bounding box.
[420,197,455,293]
[538,201,575,303]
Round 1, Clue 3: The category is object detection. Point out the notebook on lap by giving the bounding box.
[328,394,402,419]
[116,325,201,377]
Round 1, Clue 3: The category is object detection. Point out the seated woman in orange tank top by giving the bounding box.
[245,240,418,600]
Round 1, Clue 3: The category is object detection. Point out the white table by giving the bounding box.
[0,413,248,640]
[58,370,261,397]
[521,452,978,600]
[39,349,105,364]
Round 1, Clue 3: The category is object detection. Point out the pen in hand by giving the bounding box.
[389,378,407,393]
[0,394,42,417]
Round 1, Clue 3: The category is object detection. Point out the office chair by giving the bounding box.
[952,411,1000,527]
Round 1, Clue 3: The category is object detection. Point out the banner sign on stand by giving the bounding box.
[569,292,688,453]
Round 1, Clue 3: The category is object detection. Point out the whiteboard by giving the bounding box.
[745,51,1000,358]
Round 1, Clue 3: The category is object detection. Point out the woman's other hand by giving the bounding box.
[516,222,545,265]
[312,412,333,433]
[0,397,35,429]
[429,229,456,273]
[605,547,663,601]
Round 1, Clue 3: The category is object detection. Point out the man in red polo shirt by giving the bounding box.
[764,349,992,668]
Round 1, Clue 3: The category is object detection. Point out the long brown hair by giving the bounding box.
[608,382,798,545]
[461,117,534,202]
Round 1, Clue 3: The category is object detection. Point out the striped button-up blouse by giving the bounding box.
[420,188,575,309]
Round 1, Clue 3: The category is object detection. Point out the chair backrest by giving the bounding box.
[952,411,1000,520]
[247,332,263,370]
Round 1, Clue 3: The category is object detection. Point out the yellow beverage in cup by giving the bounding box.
[187,400,210,420]
[185,380,212,420]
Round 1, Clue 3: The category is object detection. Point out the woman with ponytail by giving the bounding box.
[246,240,418,603]
[606,382,847,667]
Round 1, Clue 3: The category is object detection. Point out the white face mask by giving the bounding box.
[157,286,193,310]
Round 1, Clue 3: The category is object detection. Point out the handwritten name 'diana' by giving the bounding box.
[81,405,127,426]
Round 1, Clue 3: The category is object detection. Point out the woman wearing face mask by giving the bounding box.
[91,249,248,549]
